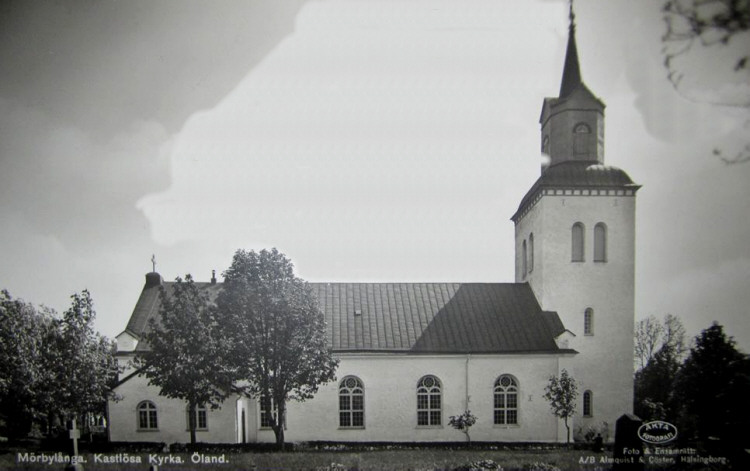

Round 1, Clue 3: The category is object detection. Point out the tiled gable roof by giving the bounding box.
[314,283,561,353]
[122,279,569,355]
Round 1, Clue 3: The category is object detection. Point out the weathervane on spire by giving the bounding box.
[569,0,576,30]
[151,254,156,273]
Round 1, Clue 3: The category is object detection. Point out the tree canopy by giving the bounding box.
[634,314,687,421]
[543,369,578,445]
[0,289,117,439]
[672,322,750,451]
[135,275,234,445]
[0,290,54,438]
[634,314,686,370]
[214,248,338,447]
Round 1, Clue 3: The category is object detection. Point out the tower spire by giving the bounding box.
[559,0,582,98]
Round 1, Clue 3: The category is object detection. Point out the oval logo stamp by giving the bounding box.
[638,421,678,444]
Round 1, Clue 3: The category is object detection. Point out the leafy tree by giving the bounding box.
[0,291,54,438]
[634,346,682,421]
[635,316,663,370]
[51,291,119,431]
[448,410,478,444]
[672,322,750,452]
[543,369,578,445]
[135,275,233,445]
[0,290,117,439]
[634,314,686,420]
[635,314,686,370]
[215,248,339,448]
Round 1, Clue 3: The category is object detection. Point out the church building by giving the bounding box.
[108,16,639,444]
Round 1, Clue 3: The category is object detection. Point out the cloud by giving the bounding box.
[135,0,562,284]
[0,0,309,138]
[0,97,173,253]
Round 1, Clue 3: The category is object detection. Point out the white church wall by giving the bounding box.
[115,353,138,379]
[274,354,566,443]
[110,353,574,444]
[109,373,238,444]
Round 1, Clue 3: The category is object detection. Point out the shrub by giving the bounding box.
[448,410,478,443]
[522,463,561,471]
[453,459,502,471]
[315,463,350,471]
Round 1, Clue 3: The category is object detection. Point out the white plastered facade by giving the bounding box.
[110,352,579,444]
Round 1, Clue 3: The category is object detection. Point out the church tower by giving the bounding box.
[511,9,640,440]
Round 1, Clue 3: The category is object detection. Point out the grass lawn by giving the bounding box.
[0,448,618,471]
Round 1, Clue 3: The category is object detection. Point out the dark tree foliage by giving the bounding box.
[634,314,686,421]
[672,323,750,453]
[663,0,750,79]
[634,346,682,421]
[0,291,53,438]
[0,290,117,439]
[215,248,338,448]
[634,314,686,370]
[54,291,119,424]
[135,275,233,446]
[662,0,750,163]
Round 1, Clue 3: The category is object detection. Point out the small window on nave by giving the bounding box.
[260,395,283,429]
[137,401,158,430]
[186,404,208,430]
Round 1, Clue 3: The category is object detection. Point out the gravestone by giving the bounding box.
[613,414,644,471]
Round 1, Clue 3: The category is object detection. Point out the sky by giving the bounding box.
[1,0,749,352]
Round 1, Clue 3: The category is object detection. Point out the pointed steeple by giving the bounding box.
[539,0,605,170]
[559,1,582,98]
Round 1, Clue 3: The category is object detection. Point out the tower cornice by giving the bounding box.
[511,161,641,223]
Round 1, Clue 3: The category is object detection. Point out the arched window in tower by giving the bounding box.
[574,123,590,155]
[494,375,519,425]
[542,135,550,156]
[584,308,594,335]
[583,390,593,417]
[594,223,607,262]
[522,239,528,278]
[417,375,442,426]
[572,223,585,262]
[339,376,364,428]
[529,233,534,272]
